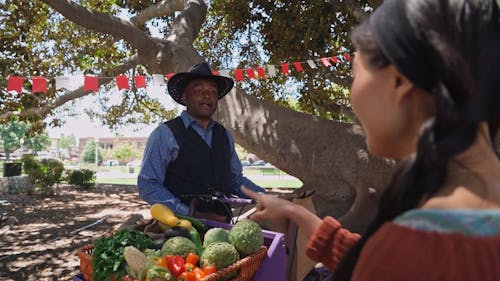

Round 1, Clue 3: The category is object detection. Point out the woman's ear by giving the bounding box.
[389,66,415,105]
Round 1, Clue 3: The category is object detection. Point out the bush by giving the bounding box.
[66,169,96,189]
[22,155,65,196]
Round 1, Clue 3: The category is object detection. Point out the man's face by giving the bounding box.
[182,78,219,120]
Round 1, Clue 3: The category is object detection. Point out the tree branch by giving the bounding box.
[1,54,139,120]
[131,0,188,26]
[329,0,370,23]
[167,0,207,44]
[40,0,155,55]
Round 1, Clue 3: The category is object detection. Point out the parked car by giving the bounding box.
[103,159,120,166]
[126,160,142,167]
[251,160,266,166]
[240,160,251,166]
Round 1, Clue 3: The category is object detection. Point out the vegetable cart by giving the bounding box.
[73,219,286,281]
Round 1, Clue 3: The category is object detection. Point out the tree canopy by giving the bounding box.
[0,0,381,130]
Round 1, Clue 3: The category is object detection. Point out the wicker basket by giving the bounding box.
[76,245,267,281]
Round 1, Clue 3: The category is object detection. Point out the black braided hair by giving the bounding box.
[334,0,500,279]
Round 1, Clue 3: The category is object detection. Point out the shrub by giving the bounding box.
[66,169,96,189]
[22,155,65,196]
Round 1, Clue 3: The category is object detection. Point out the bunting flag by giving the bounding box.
[246,68,255,79]
[5,53,352,94]
[330,56,341,64]
[152,74,165,86]
[281,63,289,76]
[307,60,317,69]
[165,73,175,80]
[7,76,24,94]
[234,69,244,81]
[267,65,276,78]
[32,76,47,93]
[134,75,146,88]
[294,62,304,72]
[321,58,332,67]
[219,70,230,78]
[84,75,98,92]
[115,75,129,90]
[256,67,265,79]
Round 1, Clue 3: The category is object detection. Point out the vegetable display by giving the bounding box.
[90,203,265,281]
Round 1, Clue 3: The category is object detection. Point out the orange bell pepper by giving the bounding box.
[203,265,217,275]
[185,252,199,265]
[177,271,197,281]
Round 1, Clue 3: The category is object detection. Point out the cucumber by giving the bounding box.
[175,214,208,233]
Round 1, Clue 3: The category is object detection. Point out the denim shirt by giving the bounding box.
[138,111,265,215]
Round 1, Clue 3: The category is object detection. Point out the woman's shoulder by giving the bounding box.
[352,209,500,281]
[393,208,500,236]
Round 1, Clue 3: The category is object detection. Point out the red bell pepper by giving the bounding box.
[168,256,185,275]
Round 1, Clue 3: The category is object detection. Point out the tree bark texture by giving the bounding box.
[216,89,396,233]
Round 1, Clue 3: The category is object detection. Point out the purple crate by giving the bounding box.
[202,219,286,281]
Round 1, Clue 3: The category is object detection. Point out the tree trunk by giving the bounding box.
[216,89,396,233]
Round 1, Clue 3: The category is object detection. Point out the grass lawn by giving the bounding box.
[96,178,137,185]
[96,177,303,189]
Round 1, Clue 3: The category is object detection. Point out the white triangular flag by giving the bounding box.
[219,70,230,78]
[307,60,318,69]
[152,74,165,86]
[267,65,276,77]
[55,75,83,91]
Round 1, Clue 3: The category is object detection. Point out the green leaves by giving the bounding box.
[92,229,153,281]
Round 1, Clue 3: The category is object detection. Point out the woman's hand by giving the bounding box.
[242,185,323,238]
[241,186,295,222]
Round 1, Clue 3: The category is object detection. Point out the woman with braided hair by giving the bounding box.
[242,0,500,280]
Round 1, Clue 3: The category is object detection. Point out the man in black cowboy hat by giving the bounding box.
[138,62,265,222]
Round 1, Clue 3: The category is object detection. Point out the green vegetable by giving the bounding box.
[92,229,153,281]
[161,236,198,258]
[146,265,174,281]
[175,214,208,233]
[188,227,204,255]
[228,219,264,255]
[203,228,230,247]
[200,242,239,270]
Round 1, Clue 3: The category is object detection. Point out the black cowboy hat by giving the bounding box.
[167,62,234,105]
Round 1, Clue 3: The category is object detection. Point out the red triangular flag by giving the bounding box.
[32,76,47,94]
[281,63,289,76]
[321,58,332,67]
[246,68,255,79]
[234,69,244,81]
[134,75,146,88]
[7,76,24,94]
[343,53,352,61]
[212,70,219,76]
[256,67,265,79]
[84,75,98,92]
[330,56,341,63]
[166,73,175,80]
[294,62,304,72]
[115,75,129,91]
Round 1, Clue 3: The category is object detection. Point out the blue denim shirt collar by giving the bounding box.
[180,110,215,130]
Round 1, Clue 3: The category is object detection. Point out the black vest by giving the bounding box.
[165,117,232,205]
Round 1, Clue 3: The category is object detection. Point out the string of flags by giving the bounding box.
[5,53,351,95]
